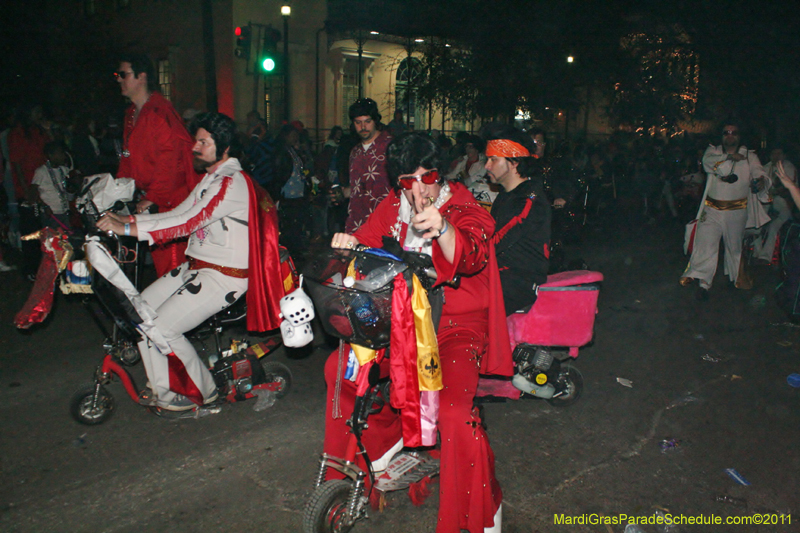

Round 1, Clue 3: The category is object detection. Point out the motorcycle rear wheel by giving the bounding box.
[303,479,355,533]
[70,382,115,425]
[547,363,583,407]
[260,360,293,399]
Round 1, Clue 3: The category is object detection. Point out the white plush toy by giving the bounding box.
[279,275,315,347]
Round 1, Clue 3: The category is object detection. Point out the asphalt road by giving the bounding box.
[1,219,798,533]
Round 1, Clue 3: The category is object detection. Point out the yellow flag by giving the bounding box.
[351,343,377,366]
[411,275,443,391]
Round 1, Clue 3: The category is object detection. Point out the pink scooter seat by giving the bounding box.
[540,270,604,288]
[506,270,603,355]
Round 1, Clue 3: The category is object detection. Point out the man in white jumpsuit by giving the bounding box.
[680,123,770,300]
[99,113,252,410]
[753,146,796,262]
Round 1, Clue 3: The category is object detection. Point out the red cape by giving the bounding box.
[243,172,284,332]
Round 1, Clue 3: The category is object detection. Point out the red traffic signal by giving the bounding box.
[235,25,252,60]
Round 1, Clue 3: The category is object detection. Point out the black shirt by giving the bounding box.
[491,178,551,315]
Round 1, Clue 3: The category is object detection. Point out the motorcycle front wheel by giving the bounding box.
[70,382,115,425]
[547,363,583,407]
[303,479,355,533]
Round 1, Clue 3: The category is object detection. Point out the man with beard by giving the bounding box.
[485,126,552,315]
[343,98,392,233]
[115,54,197,276]
[681,121,770,299]
[98,113,283,411]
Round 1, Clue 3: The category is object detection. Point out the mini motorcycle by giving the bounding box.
[477,269,603,405]
[15,175,295,424]
[300,247,441,533]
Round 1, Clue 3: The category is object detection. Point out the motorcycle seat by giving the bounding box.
[541,270,603,289]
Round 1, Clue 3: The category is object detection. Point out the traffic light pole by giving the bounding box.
[283,15,290,122]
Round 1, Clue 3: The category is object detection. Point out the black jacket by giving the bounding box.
[491,178,552,315]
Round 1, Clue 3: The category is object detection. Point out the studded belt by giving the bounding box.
[187,257,248,278]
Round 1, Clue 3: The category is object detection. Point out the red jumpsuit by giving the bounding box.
[117,92,198,276]
[323,183,512,532]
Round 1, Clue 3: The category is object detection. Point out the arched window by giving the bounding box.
[395,57,424,129]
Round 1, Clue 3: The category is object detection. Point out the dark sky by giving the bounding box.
[3,0,799,137]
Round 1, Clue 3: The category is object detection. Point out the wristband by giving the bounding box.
[436,220,448,238]
[124,223,131,236]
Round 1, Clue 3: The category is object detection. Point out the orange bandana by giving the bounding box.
[486,139,531,158]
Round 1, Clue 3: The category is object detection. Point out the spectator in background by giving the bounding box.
[316,126,345,234]
[182,108,201,129]
[446,134,487,187]
[343,98,392,233]
[31,142,71,231]
[70,115,102,177]
[246,128,275,188]
[754,145,797,262]
[246,110,267,145]
[270,124,311,259]
[8,105,51,280]
[386,109,407,137]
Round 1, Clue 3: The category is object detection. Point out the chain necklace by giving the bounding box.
[122,93,151,158]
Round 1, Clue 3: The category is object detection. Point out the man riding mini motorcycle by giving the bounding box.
[325,132,511,533]
[98,112,284,411]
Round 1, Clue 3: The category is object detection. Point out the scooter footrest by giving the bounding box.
[374,451,439,493]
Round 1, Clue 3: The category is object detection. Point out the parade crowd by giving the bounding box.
[3,54,800,533]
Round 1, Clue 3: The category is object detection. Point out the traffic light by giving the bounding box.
[261,27,282,74]
[235,25,251,60]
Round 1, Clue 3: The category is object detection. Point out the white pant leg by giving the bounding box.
[754,197,791,260]
[720,208,748,282]
[138,263,194,395]
[139,265,247,402]
[683,208,725,288]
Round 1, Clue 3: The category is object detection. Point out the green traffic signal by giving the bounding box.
[262,57,276,72]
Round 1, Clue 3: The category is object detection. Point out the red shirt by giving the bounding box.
[8,125,48,199]
[116,92,197,210]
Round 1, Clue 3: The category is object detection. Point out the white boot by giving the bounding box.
[484,503,502,533]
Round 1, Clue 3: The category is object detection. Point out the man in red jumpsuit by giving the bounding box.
[115,54,198,276]
[328,132,511,532]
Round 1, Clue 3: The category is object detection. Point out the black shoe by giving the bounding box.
[695,287,710,301]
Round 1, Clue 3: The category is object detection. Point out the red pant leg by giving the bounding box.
[435,323,502,533]
[323,347,403,480]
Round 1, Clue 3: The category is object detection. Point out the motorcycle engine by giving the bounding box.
[512,344,557,384]
[212,353,267,400]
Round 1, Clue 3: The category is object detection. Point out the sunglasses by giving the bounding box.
[723,130,739,136]
[398,169,439,189]
[114,71,134,80]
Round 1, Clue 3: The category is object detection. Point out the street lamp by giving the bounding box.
[567,55,574,63]
[281,4,291,121]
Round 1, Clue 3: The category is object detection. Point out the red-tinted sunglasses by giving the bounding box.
[398,169,439,189]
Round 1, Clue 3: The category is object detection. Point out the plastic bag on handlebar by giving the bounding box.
[302,248,408,349]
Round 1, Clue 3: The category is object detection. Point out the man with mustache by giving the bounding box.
[98,113,283,411]
[343,98,392,233]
